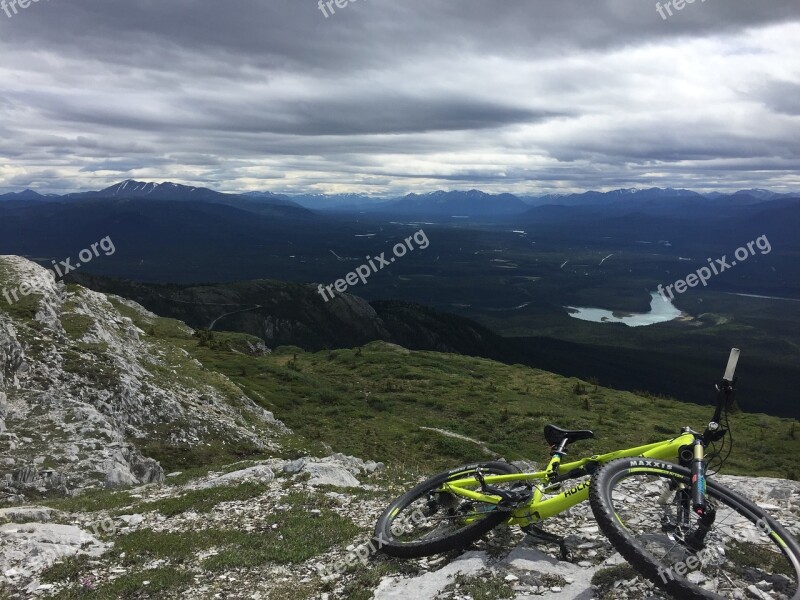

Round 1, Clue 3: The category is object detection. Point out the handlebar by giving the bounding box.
[704,348,739,442]
[723,348,740,382]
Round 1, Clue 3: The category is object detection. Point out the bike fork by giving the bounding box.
[685,438,718,551]
[690,438,707,516]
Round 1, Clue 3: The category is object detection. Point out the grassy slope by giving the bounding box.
[128,316,798,480]
[202,342,799,479]
[2,266,796,478]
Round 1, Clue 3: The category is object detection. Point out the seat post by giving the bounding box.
[551,438,569,457]
[546,438,568,481]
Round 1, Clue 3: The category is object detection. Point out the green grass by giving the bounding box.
[0,290,42,321]
[157,455,278,487]
[62,342,120,387]
[108,297,192,340]
[138,429,264,474]
[43,492,360,599]
[336,561,420,600]
[54,567,194,600]
[592,563,641,599]
[200,518,349,570]
[139,480,272,517]
[109,493,357,570]
[40,555,94,584]
[43,473,285,520]
[42,489,137,513]
[726,539,795,577]
[440,571,515,600]
[180,341,800,479]
[0,262,45,321]
[61,312,94,340]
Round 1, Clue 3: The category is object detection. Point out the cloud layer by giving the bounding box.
[1,0,799,195]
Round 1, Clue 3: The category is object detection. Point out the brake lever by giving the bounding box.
[702,425,727,445]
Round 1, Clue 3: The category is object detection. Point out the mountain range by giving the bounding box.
[2,179,798,218]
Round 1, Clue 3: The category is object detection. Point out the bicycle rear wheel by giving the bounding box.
[374,461,520,558]
[589,458,800,600]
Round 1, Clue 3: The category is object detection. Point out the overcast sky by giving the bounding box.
[1,0,799,196]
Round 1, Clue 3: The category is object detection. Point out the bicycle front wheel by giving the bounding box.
[590,458,800,600]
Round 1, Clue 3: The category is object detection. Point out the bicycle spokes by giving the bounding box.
[605,474,798,598]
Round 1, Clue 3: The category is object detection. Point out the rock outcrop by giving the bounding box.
[0,256,288,499]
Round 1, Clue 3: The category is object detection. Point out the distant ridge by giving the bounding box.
[63,179,272,205]
[2,181,798,215]
[0,189,46,202]
[376,189,531,216]
[54,179,312,218]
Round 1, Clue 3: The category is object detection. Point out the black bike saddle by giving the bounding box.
[544,424,594,446]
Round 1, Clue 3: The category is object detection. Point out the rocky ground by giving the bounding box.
[0,453,390,598]
[0,454,797,599]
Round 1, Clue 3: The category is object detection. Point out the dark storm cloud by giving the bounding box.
[38,89,557,136]
[0,0,799,194]
[200,99,562,136]
[3,1,796,68]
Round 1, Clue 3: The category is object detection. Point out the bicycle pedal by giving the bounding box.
[521,526,576,562]
[560,544,574,562]
[521,524,564,544]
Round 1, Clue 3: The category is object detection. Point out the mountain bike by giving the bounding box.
[374,349,800,599]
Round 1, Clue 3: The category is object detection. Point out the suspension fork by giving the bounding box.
[684,437,720,550]
[690,438,707,515]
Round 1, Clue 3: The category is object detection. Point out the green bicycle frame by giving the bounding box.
[442,432,695,527]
